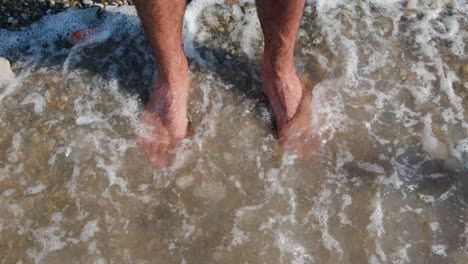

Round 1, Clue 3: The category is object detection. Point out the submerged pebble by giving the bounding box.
[192,181,226,203]
[0,57,15,86]
[175,175,195,190]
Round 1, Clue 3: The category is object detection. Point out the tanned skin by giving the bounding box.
[135,0,313,167]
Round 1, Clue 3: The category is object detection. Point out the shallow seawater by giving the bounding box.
[0,0,467,263]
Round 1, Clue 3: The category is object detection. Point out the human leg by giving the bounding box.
[256,0,319,158]
[256,0,306,132]
[134,0,189,167]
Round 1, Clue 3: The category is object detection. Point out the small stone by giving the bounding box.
[46,138,56,151]
[227,23,234,32]
[83,0,93,5]
[31,132,41,144]
[400,68,407,77]
[192,181,226,203]
[462,65,468,75]
[0,57,15,87]
[175,175,195,190]
[93,3,104,8]
[7,17,14,23]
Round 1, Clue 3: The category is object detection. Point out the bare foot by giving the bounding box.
[278,90,319,159]
[136,60,189,168]
[261,61,318,159]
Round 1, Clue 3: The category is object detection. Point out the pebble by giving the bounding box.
[83,0,94,5]
[175,175,195,190]
[46,138,56,151]
[192,181,226,203]
[0,57,15,87]
[463,65,468,75]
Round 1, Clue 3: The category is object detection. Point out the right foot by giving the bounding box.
[261,58,319,159]
[136,58,189,168]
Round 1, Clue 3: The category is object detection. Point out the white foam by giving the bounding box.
[2,188,15,197]
[389,244,411,264]
[430,222,440,232]
[80,220,100,242]
[20,92,46,114]
[7,131,23,163]
[431,244,447,256]
[338,194,352,225]
[182,219,196,239]
[367,190,384,238]
[422,114,449,160]
[183,0,225,63]
[25,183,45,196]
[26,213,67,263]
[275,232,314,264]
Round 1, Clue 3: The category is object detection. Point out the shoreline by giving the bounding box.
[0,0,133,30]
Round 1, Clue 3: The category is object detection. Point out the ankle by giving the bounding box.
[261,64,303,125]
[261,56,295,77]
[156,53,189,83]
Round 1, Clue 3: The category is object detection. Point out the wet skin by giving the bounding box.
[135,0,313,167]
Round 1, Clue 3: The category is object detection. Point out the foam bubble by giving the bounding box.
[80,220,100,241]
[20,92,46,114]
[431,244,447,256]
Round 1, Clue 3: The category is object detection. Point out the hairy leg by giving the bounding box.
[256,0,306,132]
[134,0,189,167]
[257,0,319,158]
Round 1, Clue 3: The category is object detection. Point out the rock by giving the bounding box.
[462,65,468,75]
[192,181,226,203]
[46,138,56,151]
[0,57,15,87]
[83,0,93,5]
[175,175,195,190]
[7,17,14,23]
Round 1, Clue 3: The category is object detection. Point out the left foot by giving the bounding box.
[136,57,190,168]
